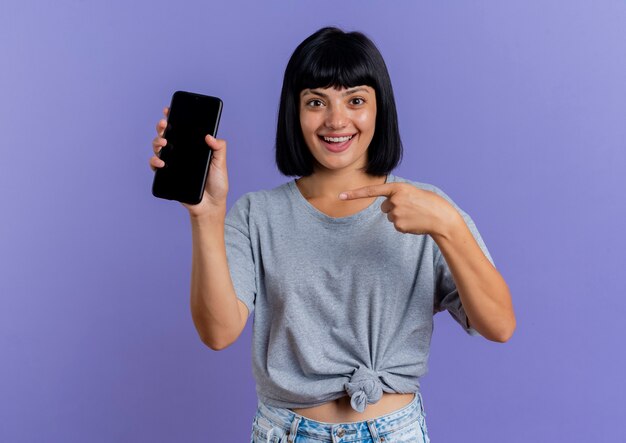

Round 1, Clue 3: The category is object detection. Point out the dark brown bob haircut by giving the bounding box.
[275,26,403,177]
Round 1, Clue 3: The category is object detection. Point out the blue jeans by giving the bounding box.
[250,392,430,443]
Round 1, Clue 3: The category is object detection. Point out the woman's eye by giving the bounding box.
[351,97,365,105]
[307,99,323,107]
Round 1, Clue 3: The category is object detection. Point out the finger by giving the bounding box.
[152,136,167,155]
[380,199,392,213]
[339,183,397,200]
[205,134,227,166]
[205,133,225,147]
[156,118,167,137]
[205,134,227,152]
[163,107,169,118]
[150,155,165,170]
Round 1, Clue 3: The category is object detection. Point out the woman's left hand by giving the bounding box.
[339,183,461,237]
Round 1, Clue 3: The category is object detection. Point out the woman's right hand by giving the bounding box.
[150,106,229,220]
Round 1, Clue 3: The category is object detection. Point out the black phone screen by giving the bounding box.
[152,91,223,205]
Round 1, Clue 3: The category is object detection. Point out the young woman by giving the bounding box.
[150,26,515,443]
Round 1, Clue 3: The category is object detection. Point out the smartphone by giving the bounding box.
[152,91,223,205]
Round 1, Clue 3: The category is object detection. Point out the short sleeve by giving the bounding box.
[431,187,496,336]
[224,194,257,318]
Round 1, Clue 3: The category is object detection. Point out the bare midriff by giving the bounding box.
[290,392,416,423]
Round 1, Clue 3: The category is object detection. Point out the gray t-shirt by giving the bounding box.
[224,173,495,413]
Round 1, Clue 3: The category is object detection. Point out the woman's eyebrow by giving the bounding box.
[302,87,370,98]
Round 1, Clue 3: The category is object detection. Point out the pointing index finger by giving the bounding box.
[339,183,396,200]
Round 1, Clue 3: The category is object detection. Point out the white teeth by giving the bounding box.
[322,135,353,143]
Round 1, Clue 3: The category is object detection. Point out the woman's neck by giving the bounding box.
[295,169,388,201]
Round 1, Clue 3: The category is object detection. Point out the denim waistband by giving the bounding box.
[256,392,423,442]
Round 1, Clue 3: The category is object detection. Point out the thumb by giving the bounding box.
[205,134,227,163]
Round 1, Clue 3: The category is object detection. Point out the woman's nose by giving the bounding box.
[324,106,348,129]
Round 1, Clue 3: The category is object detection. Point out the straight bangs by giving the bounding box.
[294,42,377,93]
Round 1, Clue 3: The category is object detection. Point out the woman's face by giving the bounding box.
[299,85,376,173]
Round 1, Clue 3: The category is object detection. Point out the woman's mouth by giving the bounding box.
[318,133,356,153]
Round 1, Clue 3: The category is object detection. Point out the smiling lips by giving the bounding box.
[318,133,356,152]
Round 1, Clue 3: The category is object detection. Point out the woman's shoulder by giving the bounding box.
[392,174,449,198]
[229,180,291,207]
[225,180,292,223]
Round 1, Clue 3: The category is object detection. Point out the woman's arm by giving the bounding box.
[189,211,249,350]
[431,212,516,342]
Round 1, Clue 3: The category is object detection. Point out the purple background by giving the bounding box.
[2,1,625,441]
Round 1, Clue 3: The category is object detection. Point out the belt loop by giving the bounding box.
[418,391,426,415]
[266,427,277,443]
[286,415,301,443]
[366,419,380,442]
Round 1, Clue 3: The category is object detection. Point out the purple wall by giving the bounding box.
[2,1,625,441]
